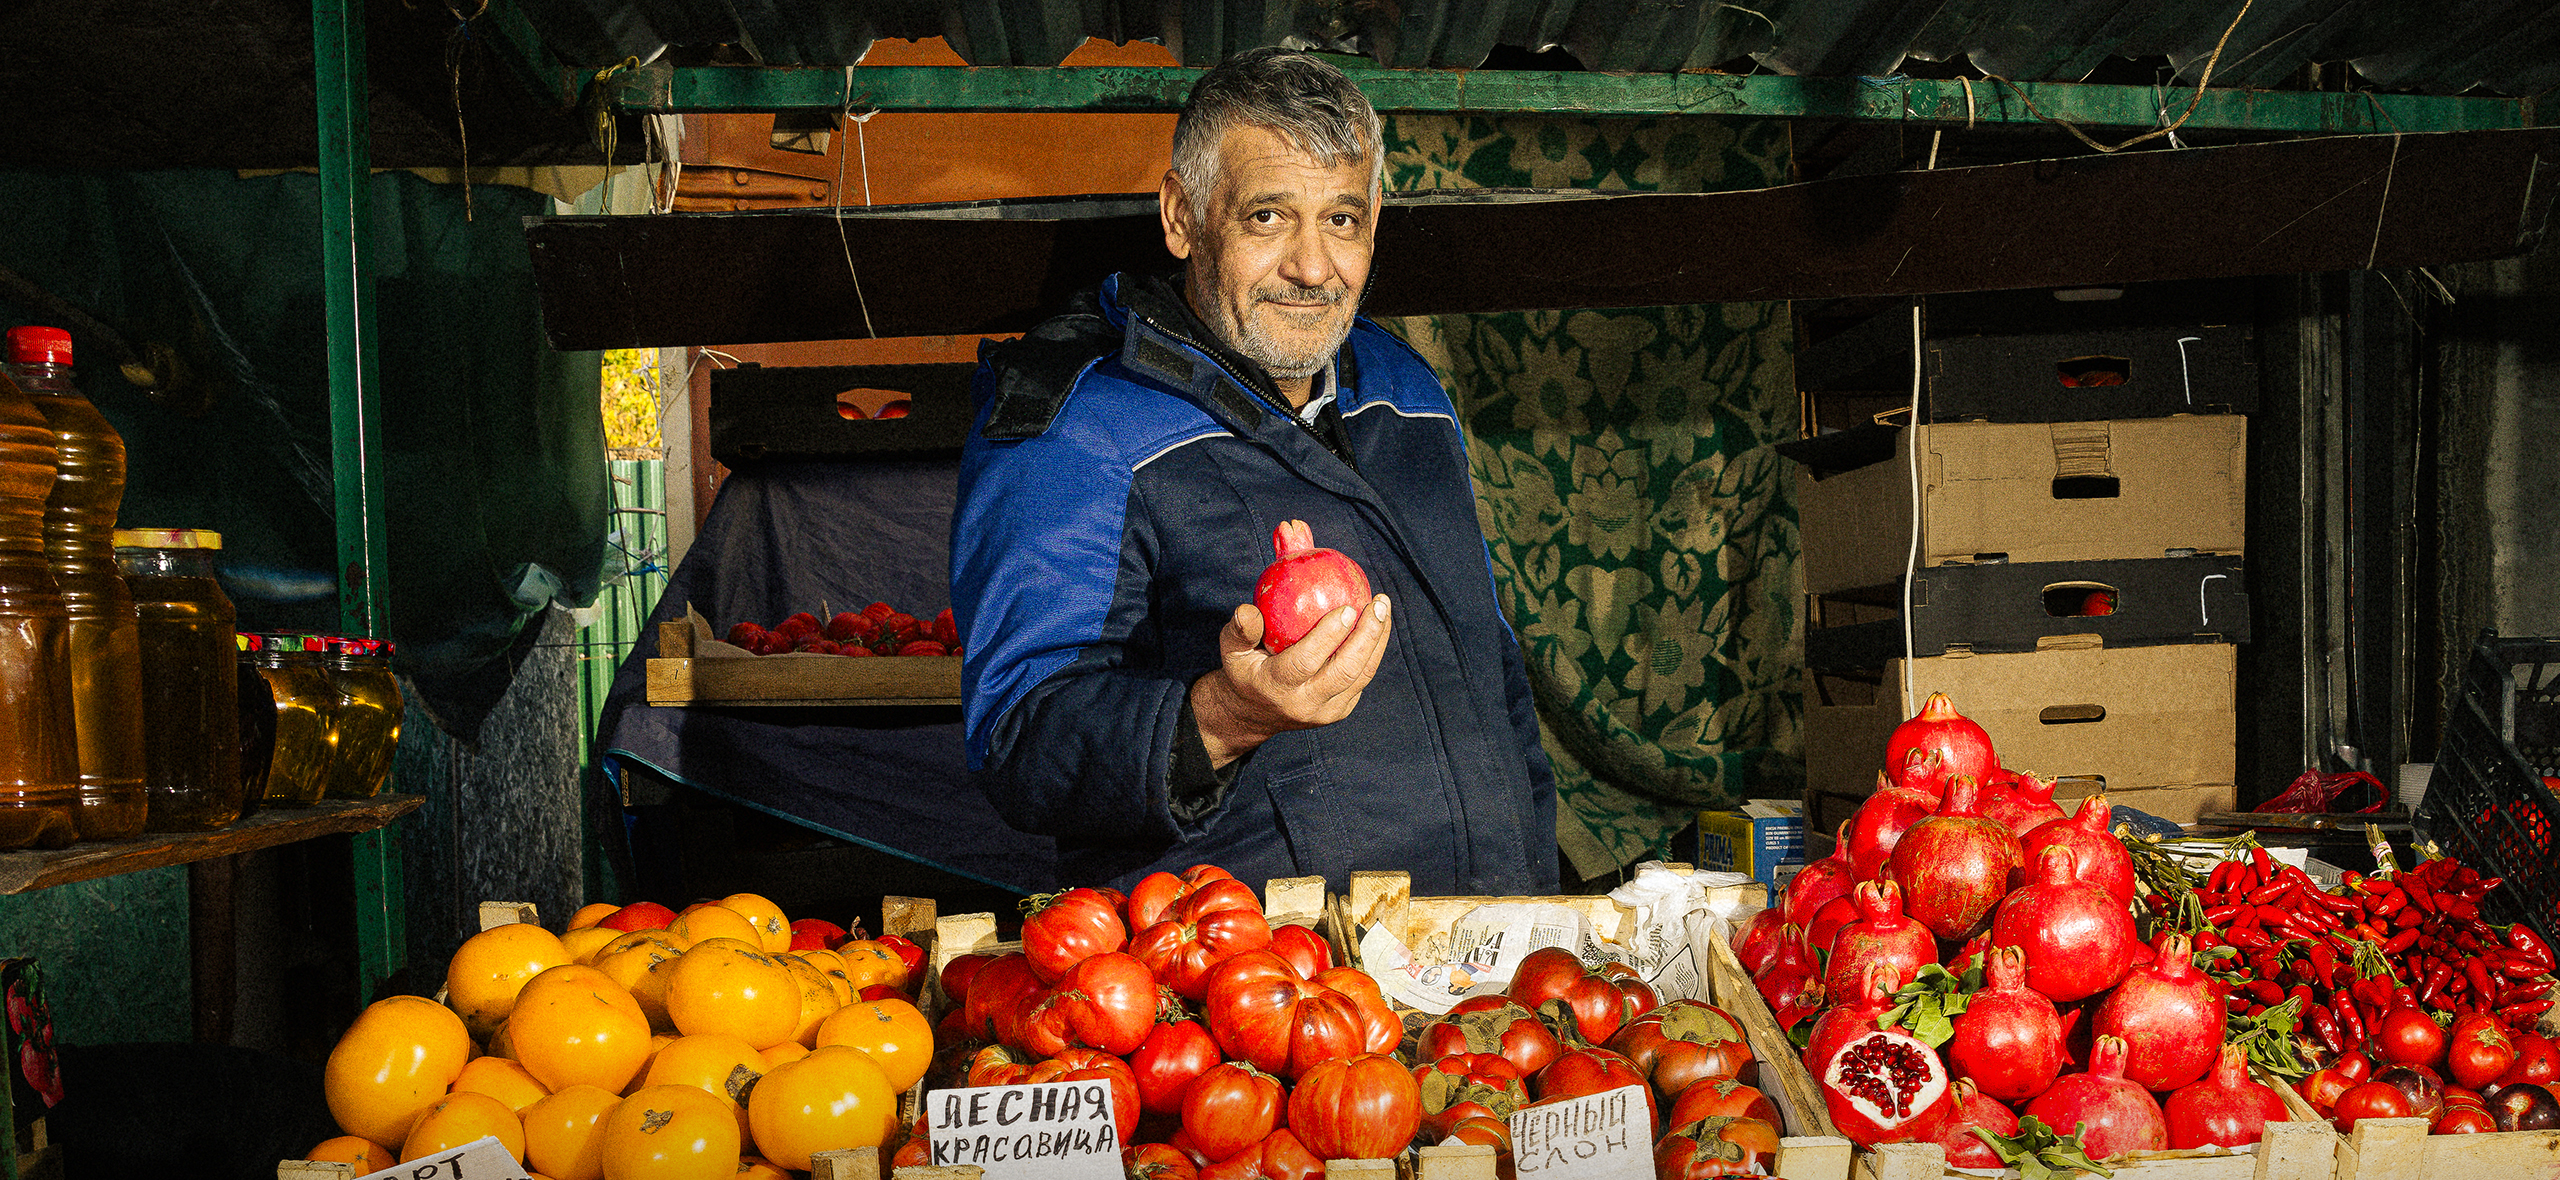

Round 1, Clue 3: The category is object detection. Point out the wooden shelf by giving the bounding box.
[0,794,423,895]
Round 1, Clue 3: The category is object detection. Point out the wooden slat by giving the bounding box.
[2415,1124,2560,1173]
[1702,923,1840,1144]
[1325,1160,1396,1178]
[1777,1136,1853,1180]
[659,618,694,658]
[644,654,962,706]
[2337,1117,2430,1180]
[0,794,422,895]
[810,1146,885,1180]
[881,897,937,938]
[478,901,539,930]
[275,1164,354,1180]
[1265,875,1326,919]
[2257,1121,2340,1180]
[1415,1142,1500,1180]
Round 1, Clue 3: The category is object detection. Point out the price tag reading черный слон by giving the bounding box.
[349,1135,528,1180]
[1508,1084,1653,1179]
[925,1079,1122,1179]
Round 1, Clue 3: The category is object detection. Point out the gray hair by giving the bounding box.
[1170,47,1384,222]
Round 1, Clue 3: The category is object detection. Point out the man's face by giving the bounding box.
[1161,123,1377,390]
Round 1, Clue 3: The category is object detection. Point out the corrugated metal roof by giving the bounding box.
[517,0,2560,96]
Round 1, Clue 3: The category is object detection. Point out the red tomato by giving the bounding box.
[857,983,907,1002]
[1128,865,1240,931]
[1268,925,1335,977]
[1535,1047,1659,1138]
[1198,1127,1323,1180]
[1048,1047,1141,1144]
[1129,1141,1202,1179]
[1016,952,1158,1057]
[2447,1016,2518,1090]
[2434,1106,2498,1134]
[1654,1113,1780,1178]
[876,934,925,976]
[1202,951,1374,1080]
[1507,947,1640,1044]
[1606,1002,1757,1102]
[1416,998,1563,1078]
[940,952,993,1006]
[1288,1052,1421,1161]
[1413,1052,1528,1137]
[1181,1062,1285,1163]
[1508,947,1590,1011]
[1022,888,1130,983]
[1133,899,1275,1001]
[1445,1112,1511,1155]
[1665,1078,1780,1128]
[1310,966,1402,1056]
[961,952,1045,1047]
[2331,1080,2416,1130]
[1130,1019,1222,1115]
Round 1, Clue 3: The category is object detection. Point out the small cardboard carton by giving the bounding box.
[1698,800,1806,887]
[1805,554,2250,672]
[1797,415,2247,596]
[1804,641,2238,831]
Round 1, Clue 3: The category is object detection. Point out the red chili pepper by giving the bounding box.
[2306,1004,2345,1054]
[2227,925,2274,951]
[2250,844,2274,879]
[2467,957,2499,1003]
[2406,885,2439,915]
[2446,897,2482,922]
[2382,929,2421,955]
[2311,891,2365,918]
[2247,879,2295,905]
[2498,999,2555,1024]
[2470,876,2504,897]
[2256,903,2294,928]
[2193,929,2224,952]
[2499,978,2548,1006]
[2510,924,2555,969]
[2206,903,2252,926]
[2393,907,2426,931]
[2207,859,2237,898]
[2247,978,2286,1005]
[2305,940,2338,986]
[2423,961,2454,1007]
[2333,994,2366,1044]
[2356,876,2393,894]
[2371,887,2408,917]
[2295,907,2341,933]
[2496,952,2546,979]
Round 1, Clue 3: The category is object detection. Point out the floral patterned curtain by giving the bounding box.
[1378,115,1805,881]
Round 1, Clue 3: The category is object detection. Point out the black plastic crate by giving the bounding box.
[2414,636,2560,946]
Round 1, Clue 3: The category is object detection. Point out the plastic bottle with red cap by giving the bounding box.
[7,325,147,839]
[0,335,79,848]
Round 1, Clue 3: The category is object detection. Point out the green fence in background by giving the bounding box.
[577,457,672,767]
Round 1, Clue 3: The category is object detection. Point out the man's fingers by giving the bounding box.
[1223,603,1267,654]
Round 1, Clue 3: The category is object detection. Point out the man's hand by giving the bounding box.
[1190,595,1391,768]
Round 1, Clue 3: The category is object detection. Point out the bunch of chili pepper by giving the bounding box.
[2172,842,2557,1066]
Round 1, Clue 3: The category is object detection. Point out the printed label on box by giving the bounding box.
[353,1135,527,1180]
[926,1080,1121,1179]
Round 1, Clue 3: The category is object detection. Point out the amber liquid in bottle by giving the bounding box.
[236,637,276,816]
[0,371,79,849]
[323,638,400,799]
[11,332,147,839]
[120,538,241,832]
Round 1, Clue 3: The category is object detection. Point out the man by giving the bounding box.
[949,47,1557,896]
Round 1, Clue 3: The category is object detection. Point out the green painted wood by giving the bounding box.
[606,63,2534,134]
[314,0,391,640]
[352,825,404,1001]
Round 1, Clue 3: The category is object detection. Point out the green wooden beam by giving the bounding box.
[607,63,2534,135]
[314,0,391,639]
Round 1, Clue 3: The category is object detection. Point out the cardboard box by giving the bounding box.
[1805,555,2250,671]
[1698,800,1806,887]
[1796,415,2247,596]
[1803,641,2238,826]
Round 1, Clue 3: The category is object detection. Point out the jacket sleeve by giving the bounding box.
[951,369,1225,849]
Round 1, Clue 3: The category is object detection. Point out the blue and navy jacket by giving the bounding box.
[950,272,1559,896]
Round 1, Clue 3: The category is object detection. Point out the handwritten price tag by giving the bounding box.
[925,1080,1122,1179]
[351,1135,528,1180]
[1509,1085,1653,1179]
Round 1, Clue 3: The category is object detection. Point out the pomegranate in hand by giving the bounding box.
[1254,520,1372,653]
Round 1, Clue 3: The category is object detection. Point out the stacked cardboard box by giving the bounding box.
[1791,299,2252,835]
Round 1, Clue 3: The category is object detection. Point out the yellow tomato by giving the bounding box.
[793,949,855,1005]
[600,1084,740,1180]
[510,965,655,1094]
[521,1083,620,1180]
[780,955,842,1047]
[569,902,623,931]
[446,923,572,1039]
[716,893,792,954]
[668,904,760,950]
[452,1055,551,1112]
[401,1091,526,1164]
[759,1041,809,1069]
[596,931,685,1033]
[812,999,932,1091]
[832,941,910,992]
[324,995,473,1147]
[302,1135,391,1171]
[745,1045,898,1172]
[735,1157,791,1180]
[644,1033,765,1150]
[665,938,799,1050]
[563,925,624,966]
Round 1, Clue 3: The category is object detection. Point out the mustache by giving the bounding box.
[1255,283,1347,306]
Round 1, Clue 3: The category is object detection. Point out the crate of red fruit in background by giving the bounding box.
[645,603,962,706]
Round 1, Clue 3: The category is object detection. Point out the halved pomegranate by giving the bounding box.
[1818,1028,1953,1145]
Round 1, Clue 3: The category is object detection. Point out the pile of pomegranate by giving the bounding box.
[1736,693,2293,1164]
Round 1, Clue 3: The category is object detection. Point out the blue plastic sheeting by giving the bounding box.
[594,457,1058,894]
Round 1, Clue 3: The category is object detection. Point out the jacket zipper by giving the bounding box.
[1135,313,1351,466]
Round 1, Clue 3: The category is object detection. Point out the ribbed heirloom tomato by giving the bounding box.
[1180,1061,1285,1162]
[1203,951,1395,1080]
[1288,1052,1421,1160]
[325,995,473,1147]
[1130,1018,1222,1114]
[1132,880,1273,1000]
[1017,950,1158,1058]
[1021,887,1130,983]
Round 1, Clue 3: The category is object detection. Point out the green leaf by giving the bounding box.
[1971,1115,2116,1180]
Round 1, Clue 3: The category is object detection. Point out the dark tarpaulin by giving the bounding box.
[594,458,1058,894]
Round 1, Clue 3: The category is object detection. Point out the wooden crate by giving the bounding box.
[2335,1114,2560,1180]
[647,617,960,706]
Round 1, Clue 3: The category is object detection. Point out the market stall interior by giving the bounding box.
[2,0,2560,1175]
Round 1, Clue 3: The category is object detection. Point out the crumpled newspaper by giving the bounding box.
[1360,863,1756,1014]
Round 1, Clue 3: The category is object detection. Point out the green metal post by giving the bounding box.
[315,0,404,1000]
